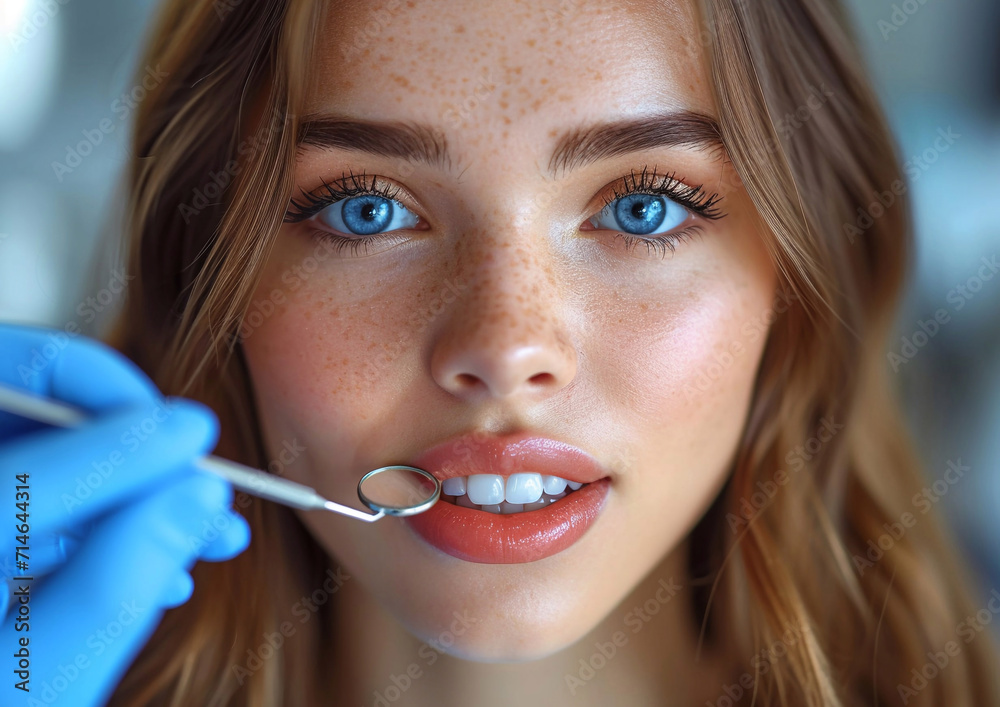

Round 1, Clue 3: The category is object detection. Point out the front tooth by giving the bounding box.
[442,477,467,496]
[567,480,583,490]
[500,502,523,514]
[467,474,505,505]
[505,473,543,504]
[541,475,568,495]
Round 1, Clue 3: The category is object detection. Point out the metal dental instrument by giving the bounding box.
[0,382,440,523]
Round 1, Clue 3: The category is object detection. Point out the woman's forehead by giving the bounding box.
[307,0,716,128]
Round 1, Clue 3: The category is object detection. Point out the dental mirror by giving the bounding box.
[0,382,441,524]
[357,466,441,517]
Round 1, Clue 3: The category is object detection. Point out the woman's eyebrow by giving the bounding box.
[296,110,723,178]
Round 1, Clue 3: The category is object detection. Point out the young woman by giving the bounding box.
[2,0,998,704]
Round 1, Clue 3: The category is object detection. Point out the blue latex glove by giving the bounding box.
[0,323,251,706]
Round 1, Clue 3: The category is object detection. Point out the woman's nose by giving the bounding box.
[428,235,579,402]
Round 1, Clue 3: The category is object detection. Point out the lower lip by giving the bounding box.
[403,478,611,564]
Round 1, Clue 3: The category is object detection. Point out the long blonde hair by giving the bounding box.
[104,0,1000,704]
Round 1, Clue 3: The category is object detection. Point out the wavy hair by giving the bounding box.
[103,0,1000,704]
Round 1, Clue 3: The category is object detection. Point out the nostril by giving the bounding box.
[529,372,555,386]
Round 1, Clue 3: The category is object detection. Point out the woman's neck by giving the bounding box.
[328,539,735,707]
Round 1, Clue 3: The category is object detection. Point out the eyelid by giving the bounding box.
[287,171,428,225]
[588,167,725,222]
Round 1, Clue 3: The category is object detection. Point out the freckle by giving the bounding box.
[499,100,508,109]
[503,116,511,124]
[455,24,465,33]
[554,39,562,46]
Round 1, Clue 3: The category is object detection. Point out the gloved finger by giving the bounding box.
[191,508,251,562]
[0,472,235,707]
[159,569,195,607]
[0,322,159,409]
[0,323,160,442]
[0,532,81,584]
[0,397,219,542]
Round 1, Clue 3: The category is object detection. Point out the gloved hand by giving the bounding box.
[0,322,251,706]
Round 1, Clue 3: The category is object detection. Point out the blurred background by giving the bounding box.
[0,0,998,616]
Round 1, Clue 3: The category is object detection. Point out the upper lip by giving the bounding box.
[407,430,610,485]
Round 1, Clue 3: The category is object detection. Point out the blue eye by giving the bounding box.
[588,193,690,236]
[317,195,419,236]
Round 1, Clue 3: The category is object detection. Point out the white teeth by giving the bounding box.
[467,474,505,505]
[445,473,586,513]
[442,477,467,496]
[505,473,543,504]
[541,475,568,495]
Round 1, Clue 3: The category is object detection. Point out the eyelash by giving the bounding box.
[283,165,725,259]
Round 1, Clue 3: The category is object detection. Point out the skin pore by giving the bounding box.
[240,0,778,704]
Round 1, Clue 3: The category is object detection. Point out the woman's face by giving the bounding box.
[242,0,776,661]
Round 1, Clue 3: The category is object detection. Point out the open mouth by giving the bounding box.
[438,473,587,514]
[402,431,612,563]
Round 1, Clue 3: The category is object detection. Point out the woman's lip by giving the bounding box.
[406,431,611,485]
[403,478,611,564]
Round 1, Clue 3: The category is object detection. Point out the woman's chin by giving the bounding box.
[395,605,600,664]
